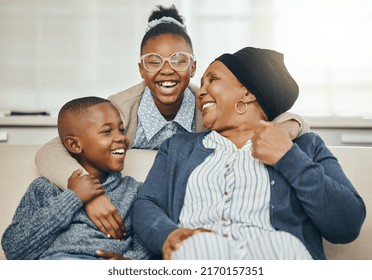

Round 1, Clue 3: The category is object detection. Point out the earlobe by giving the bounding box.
[64,136,82,154]
[138,63,145,79]
[190,61,197,78]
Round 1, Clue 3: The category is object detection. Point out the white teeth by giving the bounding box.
[111,148,125,155]
[202,102,215,110]
[159,81,177,87]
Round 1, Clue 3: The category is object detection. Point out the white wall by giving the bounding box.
[1,0,371,117]
[0,0,181,114]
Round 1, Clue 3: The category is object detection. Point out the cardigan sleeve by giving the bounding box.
[132,138,179,256]
[274,134,366,243]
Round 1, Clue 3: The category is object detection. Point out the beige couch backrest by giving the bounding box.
[0,145,157,260]
[0,145,371,260]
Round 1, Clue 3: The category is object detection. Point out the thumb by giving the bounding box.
[71,168,83,178]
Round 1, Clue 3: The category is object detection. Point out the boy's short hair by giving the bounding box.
[57,96,110,140]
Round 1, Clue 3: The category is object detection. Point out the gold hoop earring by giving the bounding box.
[234,100,248,114]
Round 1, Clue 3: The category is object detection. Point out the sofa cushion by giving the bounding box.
[0,145,370,260]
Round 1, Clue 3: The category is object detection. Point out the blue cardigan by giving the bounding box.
[132,131,366,260]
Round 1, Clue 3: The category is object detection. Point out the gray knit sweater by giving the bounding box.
[1,172,150,260]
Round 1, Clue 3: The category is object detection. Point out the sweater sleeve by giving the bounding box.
[34,137,86,190]
[1,178,83,259]
[273,112,310,137]
[122,234,152,260]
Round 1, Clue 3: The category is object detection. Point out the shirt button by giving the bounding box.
[225,164,230,168]
[224,191,229,196]
[270,180,275,186]
[270,204,275,209]
[223,233,229,238]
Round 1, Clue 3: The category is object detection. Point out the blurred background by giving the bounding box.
[1,0,372,145]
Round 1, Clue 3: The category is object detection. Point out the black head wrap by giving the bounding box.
[215,47,299,121]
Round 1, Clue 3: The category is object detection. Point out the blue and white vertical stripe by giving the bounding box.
[180,130,274,245]
[177,131,311,259]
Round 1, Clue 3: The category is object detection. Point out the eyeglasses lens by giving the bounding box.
[143,53,191,72]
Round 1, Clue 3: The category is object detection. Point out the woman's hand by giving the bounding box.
[85,195,126,240]
[162,228,212,260]
[96,250,130,260]
[251,120,293,165]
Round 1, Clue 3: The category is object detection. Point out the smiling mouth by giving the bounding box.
[157,81,178,90]
[110,148,126,155]
[202,102,215,111]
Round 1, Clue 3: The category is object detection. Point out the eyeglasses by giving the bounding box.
[139,52,196,73]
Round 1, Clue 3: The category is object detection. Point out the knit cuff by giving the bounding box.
[273,112,310,137]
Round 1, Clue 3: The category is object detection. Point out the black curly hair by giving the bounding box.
[140,5,193,53]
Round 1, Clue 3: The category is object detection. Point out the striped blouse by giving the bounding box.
[179,130,275,248]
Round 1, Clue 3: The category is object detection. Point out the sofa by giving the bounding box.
[0,144,371,260]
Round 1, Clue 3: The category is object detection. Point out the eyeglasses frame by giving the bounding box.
[139,52,196,73]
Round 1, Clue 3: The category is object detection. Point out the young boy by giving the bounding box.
[1,97,150,260]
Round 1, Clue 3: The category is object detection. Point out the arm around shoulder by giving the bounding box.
[35,136,85,190]
[274,112,310,137]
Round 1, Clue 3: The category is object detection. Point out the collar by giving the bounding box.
[138,87,195,141]
[101,172,122,191]
[204,131,252,151]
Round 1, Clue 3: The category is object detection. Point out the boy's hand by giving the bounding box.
[96,250,130,260]
[85,195,126,240]
[251,120,293,165]
[67,169,104,204]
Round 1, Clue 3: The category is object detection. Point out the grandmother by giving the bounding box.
[132,47,366,260]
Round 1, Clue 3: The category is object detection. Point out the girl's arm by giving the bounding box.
[35,136,84,190]
[274,112,310,139]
